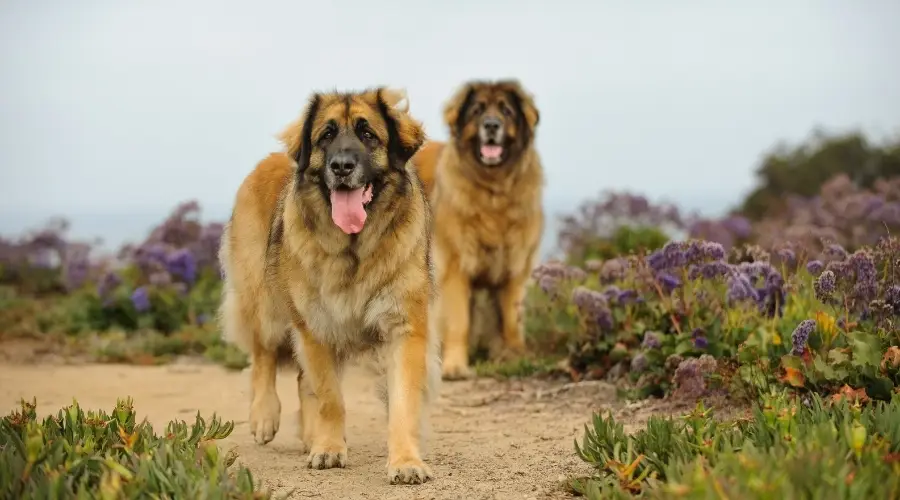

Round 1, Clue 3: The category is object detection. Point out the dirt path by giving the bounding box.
[0,361,639,500]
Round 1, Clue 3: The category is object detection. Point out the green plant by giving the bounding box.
[572,392,900,498]
[0,397,273,499]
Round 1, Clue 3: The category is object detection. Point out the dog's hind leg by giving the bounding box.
[437,268,473,380]
[296,366,316,454]
[247,296,289,445]
[497,273,528,355]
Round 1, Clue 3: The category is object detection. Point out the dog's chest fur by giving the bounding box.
[436,162,543,287]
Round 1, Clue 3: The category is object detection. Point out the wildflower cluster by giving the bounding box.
[525,232,899,403]
[0,201,244,368]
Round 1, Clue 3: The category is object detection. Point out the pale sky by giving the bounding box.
[1,0,899,256]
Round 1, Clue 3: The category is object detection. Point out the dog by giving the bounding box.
[217,87,440,485]
[411,79,544,380]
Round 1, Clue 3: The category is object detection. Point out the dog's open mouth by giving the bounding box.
[330,183,374,235]
[479,142,504,166]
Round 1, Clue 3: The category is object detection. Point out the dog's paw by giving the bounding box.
[387,459,433,485]
[249,393,281,445]
[307,445,348,470]
[491,343,527,362]
[441,362,474,381]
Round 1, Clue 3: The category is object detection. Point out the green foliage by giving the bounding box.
[567,225,672,267]
[572,392,900,499]
[738,129,900,220]
[0,397,272,499]
[92,326,249,370]
[58,265,223,335]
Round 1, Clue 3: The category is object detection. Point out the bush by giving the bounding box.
[0,201,242,368]
[572,392,900,499]
[556,192,686,267]
[526,235,899,402]
[0,397,271,499]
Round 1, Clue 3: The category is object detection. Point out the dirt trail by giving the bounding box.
[0,360,641,500]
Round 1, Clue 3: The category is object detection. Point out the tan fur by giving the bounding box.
[218,87,440,485]
[412,80,544,380]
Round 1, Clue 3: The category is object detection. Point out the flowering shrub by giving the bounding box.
[556,192,684,266]
[0,397,269,498]
[751,174,900,254]
[526,235,899,403]
[0,201,245,368]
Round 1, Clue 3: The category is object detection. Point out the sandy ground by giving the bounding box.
[0,359,654,500]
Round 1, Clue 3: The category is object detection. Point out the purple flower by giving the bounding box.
[538,275,559,294]
[848,250,877,306]
[722,216,752,239]
[691,327,708,349]
[166,248,197,284]
[824,243,848,261]
[630,353,648,373]
[726,272,756,302]
[96,271,122,299]
[790,319,816,356]
[61,243,92,291]
[571,286,614,331]
[698,241,726,261]
[886,285,900,310]
[688,261,730,280]
[806,260,824,275]
[657,272,682,293]
[814,270,836,302]
[130,286,151,312]
[616,289,639,304]
[672,355,717,399]
[777,247,797,266]
[642,331,662,349]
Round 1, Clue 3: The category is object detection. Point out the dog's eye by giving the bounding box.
[320,129,335,142]
[502,105,514,117]
[362,130,374,140]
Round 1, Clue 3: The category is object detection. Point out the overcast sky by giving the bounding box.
[1,0,899,255]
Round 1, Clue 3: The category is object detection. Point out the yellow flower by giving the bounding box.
[815,310,837,340]
[772,331,782,345]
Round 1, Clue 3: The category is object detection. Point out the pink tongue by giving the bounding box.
[330,186,372,234]
[480,145,503,159]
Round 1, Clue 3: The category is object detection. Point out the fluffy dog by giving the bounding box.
[218,87,440,484]
[411,79,544,380]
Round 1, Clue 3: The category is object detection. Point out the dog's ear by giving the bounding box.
[381,87,410,114]
[278,93,321,173]
[442,83,475,138]
[501,80,540,131]
[376,88,426,167]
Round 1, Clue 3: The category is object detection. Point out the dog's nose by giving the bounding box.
[482,117,502,135]
[329,152,357,177]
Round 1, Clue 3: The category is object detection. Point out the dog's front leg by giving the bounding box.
[294,323,347,469]
[384,295,434,485]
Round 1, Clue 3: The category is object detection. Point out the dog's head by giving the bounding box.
[279,88,425,235]
[443,79,539,168]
